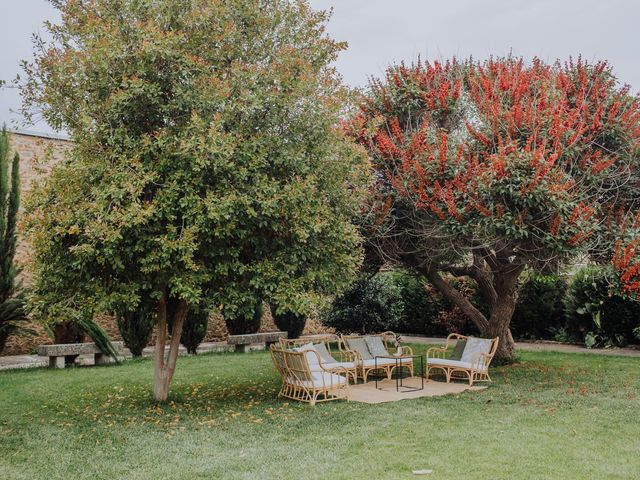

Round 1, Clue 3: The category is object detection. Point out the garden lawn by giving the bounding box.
[1,345,639,480]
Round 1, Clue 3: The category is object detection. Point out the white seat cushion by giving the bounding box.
[362,357,413,367]
[325,361,356,370]
[427,357,486,372]
[310,361,356,372]
[298,371,347,388]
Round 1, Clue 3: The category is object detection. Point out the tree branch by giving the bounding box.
[424,268,489,331]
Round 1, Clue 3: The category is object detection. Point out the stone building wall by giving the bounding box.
[8,131,71,282]
[2,131,327,355]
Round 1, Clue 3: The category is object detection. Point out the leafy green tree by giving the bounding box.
[0,127,33,353]
[22,0,368,400]
[324,275,404,334]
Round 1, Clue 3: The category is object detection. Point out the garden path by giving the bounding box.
[1,335,638,371]
[401,335,640,357]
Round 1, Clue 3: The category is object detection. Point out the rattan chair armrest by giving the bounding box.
[426,345,448,359]
[470,352,493,370]
[446,332,467,345]
[336,348,359,363]
[400,345,414,356]
[319,365,349,388]
[350,349,363,363]
[338,339,362,363]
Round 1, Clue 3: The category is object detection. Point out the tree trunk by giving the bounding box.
[423,260,523,363]
[153,288,190,402]
[481,294,518,361]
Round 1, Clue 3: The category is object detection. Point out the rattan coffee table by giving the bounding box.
[374,354,424,392]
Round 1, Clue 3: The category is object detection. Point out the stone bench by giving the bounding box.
[227,331,287,353]
[38,341,125,369]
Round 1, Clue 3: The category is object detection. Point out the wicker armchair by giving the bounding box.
[279,335,359,384]
[270,345,349,405]
[426,333,499,386]
[340,331,414,383]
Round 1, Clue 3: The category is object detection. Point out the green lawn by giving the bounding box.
[1,345,639,479]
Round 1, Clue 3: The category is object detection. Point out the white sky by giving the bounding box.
[2,0,639,134]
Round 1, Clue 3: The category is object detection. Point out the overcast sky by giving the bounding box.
[2,0,639,134]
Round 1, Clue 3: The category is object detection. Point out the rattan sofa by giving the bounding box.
[426,333,499,386]
[340,331,414,383]
[279,335,359,384]
[270,344,349,405]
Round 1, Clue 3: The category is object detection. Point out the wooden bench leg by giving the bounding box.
[49,356,65,369]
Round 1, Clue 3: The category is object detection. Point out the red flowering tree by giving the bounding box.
[348,57,640,361]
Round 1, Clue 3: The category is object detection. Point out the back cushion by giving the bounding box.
[313,343,336,364]
[295,343,321,367]
[450,339,467,360]
[346,337,373,360]
[364,336,389,357]
[460,337,493,365]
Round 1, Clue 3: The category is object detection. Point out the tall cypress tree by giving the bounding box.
[0,126,30,353]
[0,126,20,300]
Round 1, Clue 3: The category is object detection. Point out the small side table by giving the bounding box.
[375,354,424,392]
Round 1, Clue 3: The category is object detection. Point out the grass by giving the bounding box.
[1,344,639,480]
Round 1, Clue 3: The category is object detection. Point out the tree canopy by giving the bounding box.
[22,0,368,399]
[348,57,640,360]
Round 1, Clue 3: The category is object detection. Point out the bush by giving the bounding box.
[383,271,444,335]
[116,305,155,357]
[272,308,306,339]
[511,273,566,340]
[180,309,209,354]
[430,276,482,336]
[564,266,640,347]
[324,275,403,334]
[224,300,262,335]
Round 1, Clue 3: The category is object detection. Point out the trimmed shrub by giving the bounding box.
[511,273,566,340]
[564,266,640,347]
[116,305,155,357]
[180,309,209,354]
[272,309,306,339]
[324,275,403,334]
[224,300,262,335]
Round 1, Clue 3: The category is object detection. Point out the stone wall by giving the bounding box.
[2,131,329,355]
